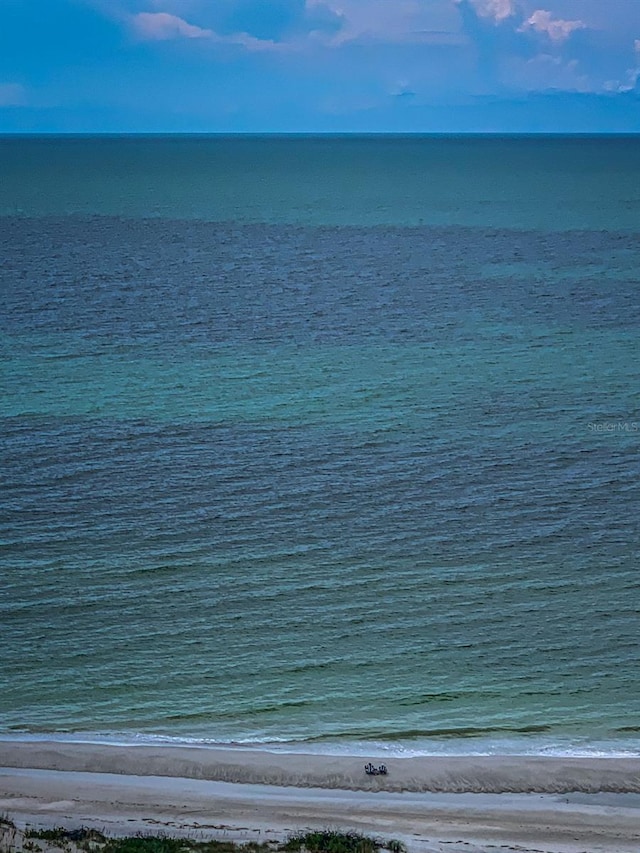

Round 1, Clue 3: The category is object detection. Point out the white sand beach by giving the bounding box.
[1,741,640,853]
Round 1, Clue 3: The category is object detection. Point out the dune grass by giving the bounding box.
[9,828,406,853]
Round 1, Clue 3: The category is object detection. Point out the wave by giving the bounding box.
[2,727,639,760]
[300,724,555,742]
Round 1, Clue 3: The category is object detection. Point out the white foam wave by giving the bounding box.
[2,730,639,759]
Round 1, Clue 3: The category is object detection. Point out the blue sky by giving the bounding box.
[0,0,639,132]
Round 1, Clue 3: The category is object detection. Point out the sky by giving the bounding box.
[0,0,639,132]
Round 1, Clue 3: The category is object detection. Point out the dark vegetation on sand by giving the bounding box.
[0,819,406,853]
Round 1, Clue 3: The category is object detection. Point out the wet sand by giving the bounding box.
[1,740,639,793]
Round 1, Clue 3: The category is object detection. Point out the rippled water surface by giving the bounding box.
[1,136,639,754]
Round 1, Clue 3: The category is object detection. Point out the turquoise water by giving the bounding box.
[1,136,639,756]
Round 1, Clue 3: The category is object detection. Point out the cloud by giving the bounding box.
[521,10,586,43]
[458,0,516,24]
[132,12,213,41]
[315,0,463,46]
[202,0,343,43]
[507,52,589,92]
[127,1,344,48]
[453,0,624,95]
[454,0,534,92]
[618,36,640,91]
[0,83,26,106]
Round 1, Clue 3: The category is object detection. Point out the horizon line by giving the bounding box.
[1,131,639,138]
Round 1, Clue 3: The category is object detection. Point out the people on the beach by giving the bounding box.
[364,762,388,775]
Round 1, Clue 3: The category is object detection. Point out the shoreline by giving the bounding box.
[3,731,640,759]
[1,739,639,793]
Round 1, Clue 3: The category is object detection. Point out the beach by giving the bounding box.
[2,742,640,853]
[2,741,640,794]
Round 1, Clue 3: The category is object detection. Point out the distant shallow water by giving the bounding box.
[2,136,640,230]
[1,137,639,756]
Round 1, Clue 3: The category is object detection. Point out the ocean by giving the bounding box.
[1,135,639,758]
